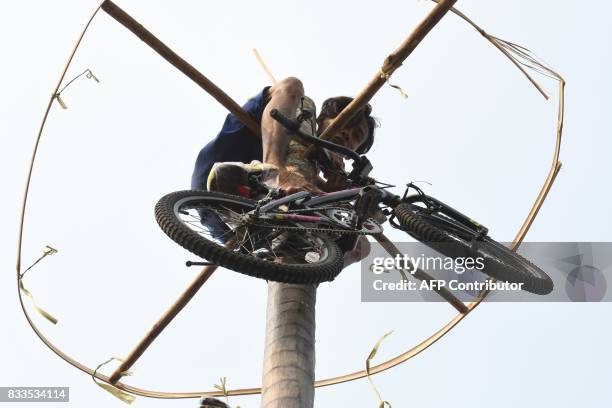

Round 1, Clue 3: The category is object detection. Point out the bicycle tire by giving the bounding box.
[155,190,344,284]
[394,203,553,295]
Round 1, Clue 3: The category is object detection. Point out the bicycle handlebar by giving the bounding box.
[269,109,363,163]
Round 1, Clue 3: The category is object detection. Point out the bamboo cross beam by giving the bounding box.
[373,233,468,314]
[100,0,261,137]
[314,0,458,146]
[108,264,218,384]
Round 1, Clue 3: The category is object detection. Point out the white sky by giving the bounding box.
[1,1,611,407]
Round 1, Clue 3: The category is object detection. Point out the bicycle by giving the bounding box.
[155,109,553,295]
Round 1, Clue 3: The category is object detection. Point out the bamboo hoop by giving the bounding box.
[16,0,565,400]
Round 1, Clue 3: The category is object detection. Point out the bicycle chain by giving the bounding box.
[247,218,383,236]
[279,206,353,213]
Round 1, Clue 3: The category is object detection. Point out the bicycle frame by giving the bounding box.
[402,193,489,238]
[268,110,488,238]
[254,188,364,224]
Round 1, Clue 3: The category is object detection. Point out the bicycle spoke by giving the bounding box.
[176,200,329,265]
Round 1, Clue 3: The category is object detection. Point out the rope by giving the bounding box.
[379,68,409,99]
[366,331,394,407]
[19,245,59,324]
[54,68,100,109]
[92,357,136,404]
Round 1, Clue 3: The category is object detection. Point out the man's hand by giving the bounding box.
[322,154,351,192]
[278,168,324,195]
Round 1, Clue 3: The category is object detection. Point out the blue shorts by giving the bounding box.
[191,86,270,190]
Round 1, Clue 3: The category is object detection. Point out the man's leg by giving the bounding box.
[261,77,304,167]
[261,77,323,194]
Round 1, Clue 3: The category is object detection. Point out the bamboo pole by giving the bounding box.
[373,233,468,314]
[100,0,261,137]
[253,48,278,85]
[308,0,458,157]
[108,264,218,384]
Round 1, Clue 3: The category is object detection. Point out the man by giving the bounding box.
[191,77,377,263]
[191,77,376,195]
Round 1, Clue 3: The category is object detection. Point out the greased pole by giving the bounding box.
[260,104,319,408]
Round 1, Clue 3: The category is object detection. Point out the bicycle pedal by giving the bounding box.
[185,260,215,267]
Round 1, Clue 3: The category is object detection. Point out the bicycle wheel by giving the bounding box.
[394,202,553,295]
[155,190,344,284]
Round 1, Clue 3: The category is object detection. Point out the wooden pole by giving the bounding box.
[100,0,261,137]
[108,264,218,383]
[261,283,316,408]
[261,102,318,407]
[308,0,458,157]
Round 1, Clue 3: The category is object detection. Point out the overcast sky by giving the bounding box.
[1,1,611,407]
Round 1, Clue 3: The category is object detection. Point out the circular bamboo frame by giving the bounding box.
[16,0,565,400]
